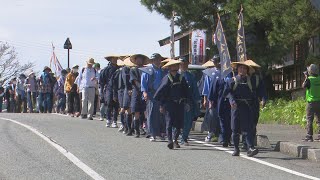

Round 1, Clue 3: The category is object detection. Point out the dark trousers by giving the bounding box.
[165,102,184,142]
[107,100,119,122]
[57,93,66,112]
[306,101,320,138]
[219,101,232,143]
[231,101,255,149]
[39,93,52,113]
[17,94,27,113]
[27,92,37,112]
[68,92,80,114]
[93,94,98,115]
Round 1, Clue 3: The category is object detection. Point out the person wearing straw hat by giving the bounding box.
[26,71,37,113]
[128,54,149,137]
[178,57,201,146]
[208,57,233,147]
[141,53,166,141]
[201,55,221,142]
[78,58,98,120]
[242,59,267,149]
[115,58,132,134]
[154,59,191,149]
[100,55,120,127]
[38,66,54,113]
[65,64,80,117]
[225,61,259,157]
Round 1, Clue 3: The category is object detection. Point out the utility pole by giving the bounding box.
[170,11,175,59]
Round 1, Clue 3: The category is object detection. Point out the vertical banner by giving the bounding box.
[236,6,247,62]
[191,30,206,64]
[214,14,232,78]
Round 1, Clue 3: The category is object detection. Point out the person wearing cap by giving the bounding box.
[208,56,233,147]
[154,59,191,149]
[179,57,201,146]
[302,64,320,142]
[53,69,68,114]
[100,56,119,127]
[77,58,97,120]
[93,63,101,117]
[38,66,54,113]
[128,54,149,137]
[65,65,80,117]
[225,61,259,157]
[202,55,221,142]
[140,53,166,141]
[26,72,37,113]
[242,60,267,149]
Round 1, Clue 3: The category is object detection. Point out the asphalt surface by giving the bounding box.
[0,113,319,180]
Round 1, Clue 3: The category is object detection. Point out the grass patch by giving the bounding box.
[260,98,307,127]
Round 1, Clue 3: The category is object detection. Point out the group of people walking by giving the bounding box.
[0,53,267,157]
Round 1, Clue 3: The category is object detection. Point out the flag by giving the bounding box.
[236,6,247,62]
[214,14,232,78]
[191,30,206,64]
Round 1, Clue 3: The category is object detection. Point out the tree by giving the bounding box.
[140,0,320,67]
[0,42,34,84]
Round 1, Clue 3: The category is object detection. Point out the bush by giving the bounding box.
[260,98,307,127]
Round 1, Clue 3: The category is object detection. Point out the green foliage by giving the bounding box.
[260,98,307,127]
[140,0,320,66]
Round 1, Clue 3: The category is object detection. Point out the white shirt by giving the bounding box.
[78,67,97,89]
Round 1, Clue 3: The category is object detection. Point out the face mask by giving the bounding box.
[73,69,78,73]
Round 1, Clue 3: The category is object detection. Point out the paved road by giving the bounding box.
[0,113,319,180]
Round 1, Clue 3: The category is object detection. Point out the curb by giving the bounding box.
[191,121,320,162]
[275,141,320,162]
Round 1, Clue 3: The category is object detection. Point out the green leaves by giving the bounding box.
[140,0,320,66]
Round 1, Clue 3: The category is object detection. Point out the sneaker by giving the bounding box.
[140,128,146,135]
[70,114,74,118]
[88,117,93,120]
[205,136,211,142]
[174,141,181,148]
[118,125,124,132]
[247,148,259,157]
[106,120,111,127]
[81,114,87,119]
[222,142,229,147]
[75,112,81,117]
[160,135,166,141]
[150,137,156,142]
[111,122,118,128]
[302,136,313,142]
[99,117,104,121]
[232,148,240,156]
[167,142,174,149]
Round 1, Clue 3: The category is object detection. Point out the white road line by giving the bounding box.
[0,117,105,180]
[49,113,320,179]
[189,138,320,180]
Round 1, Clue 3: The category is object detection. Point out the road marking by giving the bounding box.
[0,117,105,180]
[189,139,320,180]
[45,114,320,179]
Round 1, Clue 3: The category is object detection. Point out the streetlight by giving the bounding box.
[64,38,72,68]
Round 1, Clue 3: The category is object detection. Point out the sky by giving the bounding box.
[0,0,180,72]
